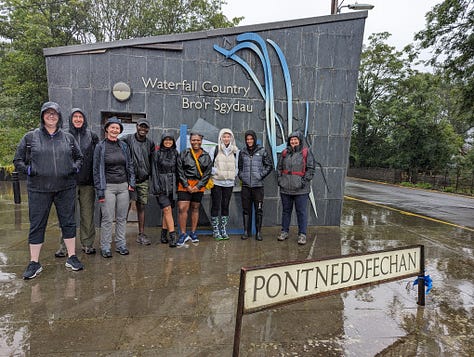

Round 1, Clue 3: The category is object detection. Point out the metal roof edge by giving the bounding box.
[43,11,367,57]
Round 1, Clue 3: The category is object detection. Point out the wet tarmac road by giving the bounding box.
[345,177,474,229]
[0,180,473,356]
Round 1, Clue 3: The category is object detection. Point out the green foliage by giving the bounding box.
[0,125,28,166]
[0,0,241,137]
[416,0,474,129]
[415,182,432,190]
[352,32,465,184]
[352,33,408,167]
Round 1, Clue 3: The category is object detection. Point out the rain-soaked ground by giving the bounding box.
[0,180,473,356]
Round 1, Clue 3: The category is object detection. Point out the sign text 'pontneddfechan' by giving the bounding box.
[243,246,421,311]
[141,78,253,114]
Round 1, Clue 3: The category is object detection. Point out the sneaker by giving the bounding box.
[136,233,151,245]
[277,231,289,241]
[54,246,67,258]
[82,246,96,255]
[23,261,43,280]
[176,233,190,247]
[115,246,130,255]
[101,249,112,258]
[189,231,199,243]
[65,255,84,271]
[297,233,307,245]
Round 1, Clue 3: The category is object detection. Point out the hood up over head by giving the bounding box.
[40,101,63,130]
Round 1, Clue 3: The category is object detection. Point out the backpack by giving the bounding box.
[281,147,308,176]
[281,146,330,192]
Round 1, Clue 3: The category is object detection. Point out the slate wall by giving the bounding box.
[44,13,366,227]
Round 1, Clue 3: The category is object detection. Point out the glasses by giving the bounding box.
[44,111,59,117]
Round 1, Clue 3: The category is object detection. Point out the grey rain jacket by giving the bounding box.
[122,132,154,183]
[68,108,99,186]
[151,132,178,200]
[13,102,83,192]
[238,130,273,188]
[93,139,136,200]
[277,131,315,195]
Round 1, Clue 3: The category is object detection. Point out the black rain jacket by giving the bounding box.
[13,102,83,192]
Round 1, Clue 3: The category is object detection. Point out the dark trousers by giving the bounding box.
[280,193,309,235]
[28,187,76,244]
[210,185,233,216]
[241,186,264,218]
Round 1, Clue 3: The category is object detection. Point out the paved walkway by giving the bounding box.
[0,180,472,356]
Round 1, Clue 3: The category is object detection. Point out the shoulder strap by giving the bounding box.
[24,130,36,165]
[190,149,203,177]
[213,145,219,164]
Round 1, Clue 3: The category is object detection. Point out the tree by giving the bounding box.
[0,0,91,128]
[388,72,462,182]
[415,0,474,133]
[351,32,409,167]
[75,0,242,42]
[0,0,241,128]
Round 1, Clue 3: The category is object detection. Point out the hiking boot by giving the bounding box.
[168,231,178,248]
[297,233,307,245]
[65,255,84,271]
[82,246,96,255]
[136,233,151,245]
[277,231,289,241]
[115,246,130,255]
[101,249,112,258]
[160,229,169,244]
[23,261,43,280]
[189,231,199,243]
[176,233,190,247]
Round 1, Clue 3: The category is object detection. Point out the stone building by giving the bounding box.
[43,12,367,228]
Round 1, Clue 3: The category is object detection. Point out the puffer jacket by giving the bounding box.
[68,108,99,186]
[177,148,212,190]
[93,139,135,200]
[277,131,315,195]
[211,128,239,186]
[13,102,83,192]
[238,130,273,188]
[122,133,154,183]
[151,132,178,199]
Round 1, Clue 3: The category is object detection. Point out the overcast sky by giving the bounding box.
[222,0,443,69]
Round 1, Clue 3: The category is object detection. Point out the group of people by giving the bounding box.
[14,101,315,280]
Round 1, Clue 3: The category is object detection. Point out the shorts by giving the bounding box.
[130,180,149,204]
[156,193,176,209]
[177,191,204,203]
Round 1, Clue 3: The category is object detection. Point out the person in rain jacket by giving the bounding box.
[151,131,179,247]
[208,128,239,241]
[277,131,315,245]
[93,117,135,258]
[237,130,273,241]
[122,119,155,246]
[13,101,84,279]
[55,108,99,257]
[176,132,212,246]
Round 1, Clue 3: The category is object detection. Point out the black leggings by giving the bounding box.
[210,185,233,216]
